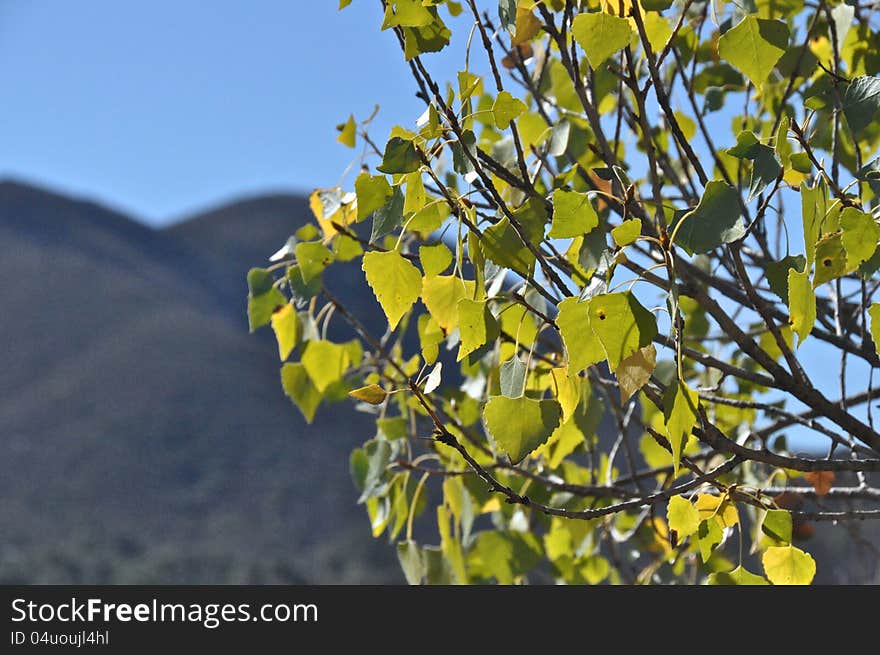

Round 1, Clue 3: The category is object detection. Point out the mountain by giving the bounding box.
[0,180,399,583]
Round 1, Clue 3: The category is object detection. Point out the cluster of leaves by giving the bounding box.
[249,0,880,584]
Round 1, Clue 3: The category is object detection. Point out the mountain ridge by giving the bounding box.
[0,178,398,584]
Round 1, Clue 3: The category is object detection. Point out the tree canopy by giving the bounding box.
[249,0,880,585]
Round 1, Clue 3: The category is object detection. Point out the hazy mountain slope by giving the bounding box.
[0,180,397,583]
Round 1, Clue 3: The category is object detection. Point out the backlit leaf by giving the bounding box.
[663,379,699,476]
[483,395,562,463]
[840,207,880,268]
[667,495,700,538]
[549,189,599,238]
[611,219,641,247]
[355,173,393,221]
[281,363,322,423]
[588,292,658,372]
[786,268,815,346]
[556,297,605,373]
[708,566,769,585]
[762,545,816,585]
[420,242,453,277]
[457,299,499,361]
[571,12,634,70]
[363,250,423,330]
[270,304,300,361]
[718,16,789,87]
[421,275,475,332]
[302,340,351,393]
[492,90,527,128]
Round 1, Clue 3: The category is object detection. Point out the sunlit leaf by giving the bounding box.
[762,545,816,585]
[483,396,562,463]
[363,250,422,330]
[349,384,389,405]
[571,12,634,70]
[717,16,789,87]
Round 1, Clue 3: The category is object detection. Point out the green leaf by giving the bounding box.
[663,379,699,476]
[355,173,393,221]
[843,75,880,134]
[813,233,849,288]
[403,172,426,214]
[511,5,541,46]
[349,384,388,405]
[697,518,723,563]
[870,304,880,357]
[766,255,806,303]
[481,217,535,275]
[337,114,356,148]
[492,90,527,128]
[762,545,816,585]
[397,540,425,585]
[588,292,658,372]
[281,363,322,423]
[787,268,815,346]
[301,340,351,393]
[401,14,452,60]
[247,268,286,332]
[671,181,744,254]
[421,275,475,332]
[549,189,599,238]
[295,241,334,284]
[556,297,606,373]
[483,396,562,463]
[616,344,656,403]
[840,207,880,268]
[371,186,405,242]
[382,0,434,28]
[717,16,789,87]
[801,178,829,270]
[270,304,300,361]
[708,566,769,585]
[457,299,499,361]
[667,495,700,538]
[748,145,782,201]
[377,136,421,174]
[761,509,793,544]
[362,250,423,331]
[499,355,527,398]
[420,242,453,277]
[611,219,641,247]
[571,12,634,70]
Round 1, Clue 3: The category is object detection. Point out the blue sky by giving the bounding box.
[0,1,466,225]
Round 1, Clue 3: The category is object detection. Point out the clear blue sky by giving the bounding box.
[0,1,466,225]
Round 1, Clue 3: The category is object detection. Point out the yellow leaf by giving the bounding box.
[270,304,300,361]
[348,384,389,405]
[762,545,816,585]
[695,494,739,528]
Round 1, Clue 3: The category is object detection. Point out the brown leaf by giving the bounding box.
[804,470,835,496]
[501,43,534,69]
[773,491,804,511]
[793,520,815,541]
[615,344,656,403]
